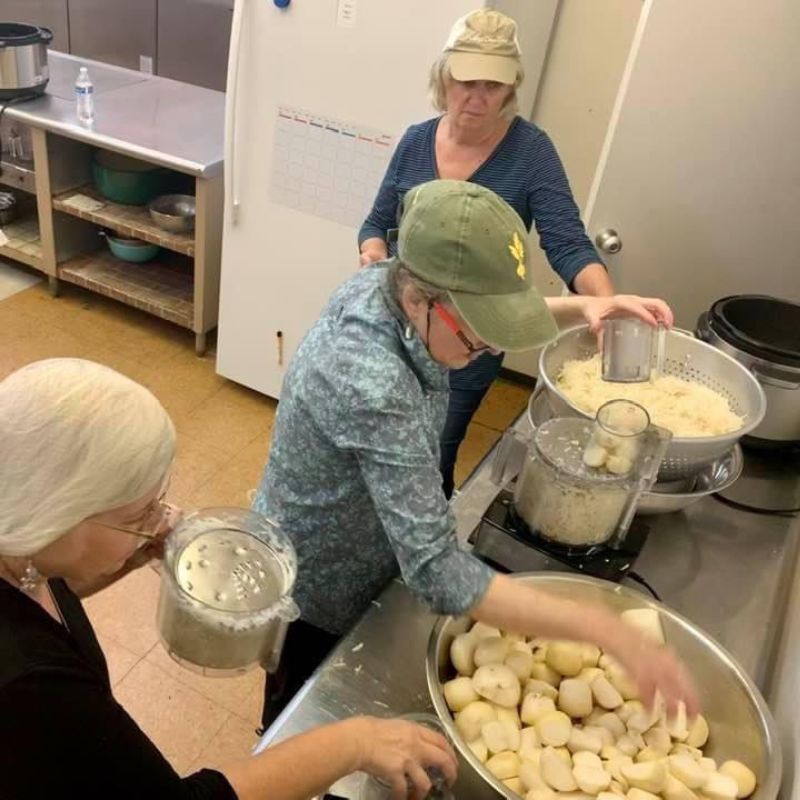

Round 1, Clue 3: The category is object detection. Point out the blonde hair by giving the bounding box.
[0,358,176,557]
[428,54,523,120]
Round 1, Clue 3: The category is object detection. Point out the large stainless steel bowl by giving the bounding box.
[426,573,782,800]
[538,325,766,480]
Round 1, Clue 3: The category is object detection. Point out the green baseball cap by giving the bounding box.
[398,180,558,352]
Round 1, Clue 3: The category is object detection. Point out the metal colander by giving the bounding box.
[538,325,767,480]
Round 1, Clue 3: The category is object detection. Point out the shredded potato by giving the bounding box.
[556,355,743,438]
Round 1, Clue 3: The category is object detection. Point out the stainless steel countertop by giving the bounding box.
[256,423,800,798]
[5,52,224,177]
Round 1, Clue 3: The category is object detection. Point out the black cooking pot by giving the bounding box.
[698,295,800,446]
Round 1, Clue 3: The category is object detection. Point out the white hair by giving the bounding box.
[0,358,176,557]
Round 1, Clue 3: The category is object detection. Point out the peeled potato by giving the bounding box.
[635,747,665,763]
[665,702,689,741]
[719,761,757,799]
[606,665,640,701]
[443,675,479,711]
[483,718,521,755]
[455,700,497,741]
[473,664,521,708]
[663,774,700,800]
[700,757,718,772]
[471,622,502,640]
[506,647,536,681]
[450,633,478,676]
[606,756,633,788]
[546,641,584,677]
[558,678,594,718]
[475,636,512,667]
[597,712,626,739]
[686,714,710,748]
[598,793,622,800]
[621,608,666,645]
[531,662,562,688]
[518,726,541,761]
[555,747,572,765]
[703,771,739,800]
[581,643,602,668]
[519,758,545,791]
[601,745,623,761]
[486,750,522,780]
[592,675,624,710]
[579,667,604,684]
[566,727,602,755]
[618,700,645,724]
[468,737,489,763]
[526,788,557,800]
[643,726,672,755]
[616,734,641,758]
[622,760,668,794]
[671,744,703,760]
[628,790,661,800]
[536,711,573,747]
[540,746,578,792]
[573,764,612,794]
[523,678,559,701]
[668,755,707,789]
[584,724,614,748]
[521,694,557,726]
[496,705,522,730]
[573,752,603,770]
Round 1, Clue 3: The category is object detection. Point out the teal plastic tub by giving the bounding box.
[106,234,160,263]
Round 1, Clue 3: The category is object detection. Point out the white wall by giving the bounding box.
[504,0,643,377]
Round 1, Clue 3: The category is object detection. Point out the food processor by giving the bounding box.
[475,400,671,581]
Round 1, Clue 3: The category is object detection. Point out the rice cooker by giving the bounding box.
[697,295,800,446]
[0,23,53,101]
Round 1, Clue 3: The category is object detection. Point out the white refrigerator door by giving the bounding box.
[217,0,557,398]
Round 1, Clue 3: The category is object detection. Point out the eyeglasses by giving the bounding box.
[428,300,492,355]
[92,485,172,541]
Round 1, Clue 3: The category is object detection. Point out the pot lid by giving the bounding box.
[709,295,800,369]
[173,528,284,614]
[0,23,53,47]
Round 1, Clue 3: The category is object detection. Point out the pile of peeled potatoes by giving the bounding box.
[441,608,757,800]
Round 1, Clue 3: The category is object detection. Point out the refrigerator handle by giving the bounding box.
[225,0,247,225]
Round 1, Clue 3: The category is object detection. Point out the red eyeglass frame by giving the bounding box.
[429,301,492,355]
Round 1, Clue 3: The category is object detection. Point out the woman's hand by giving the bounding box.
[579,294,675,336]
[359,238,389,267]
[348,717,458,800]
[611,629,699,718]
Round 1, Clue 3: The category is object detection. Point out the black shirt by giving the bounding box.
[0,577,238,799]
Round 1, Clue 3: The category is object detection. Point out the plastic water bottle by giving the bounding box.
[75,66,94,125]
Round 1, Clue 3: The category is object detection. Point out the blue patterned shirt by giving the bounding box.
[359,116,602,288]
[253,264,495,634]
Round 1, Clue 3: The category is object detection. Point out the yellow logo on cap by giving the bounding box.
[509,232,526,279]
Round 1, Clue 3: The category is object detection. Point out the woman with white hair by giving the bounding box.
[0,358,457,799]
[359,8,615,498]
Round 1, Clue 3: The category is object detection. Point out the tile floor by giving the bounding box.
[0,268,529,774]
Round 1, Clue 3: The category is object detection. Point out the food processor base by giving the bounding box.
[471,489,650,583]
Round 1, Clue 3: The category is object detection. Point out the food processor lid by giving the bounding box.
[534,418,629,484]
[709,295,800,369]
[174,528,285,613]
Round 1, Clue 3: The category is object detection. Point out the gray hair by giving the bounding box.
[387,261,449,307]
[428,54,523,120]
[0,358,176,557]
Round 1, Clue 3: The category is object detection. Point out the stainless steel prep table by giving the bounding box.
[255,417,799,798]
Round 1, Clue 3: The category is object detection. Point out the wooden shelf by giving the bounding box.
[52,185,195,257]
[0,213,43,270]
[58,248,194,329]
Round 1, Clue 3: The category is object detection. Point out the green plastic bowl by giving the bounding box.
[92,151,172,206]
[106,234,160,263]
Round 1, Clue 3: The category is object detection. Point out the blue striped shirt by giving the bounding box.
[359,116,602,287]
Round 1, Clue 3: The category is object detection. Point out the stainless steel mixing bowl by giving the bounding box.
[426,573,782,800]
[538,325,766,480]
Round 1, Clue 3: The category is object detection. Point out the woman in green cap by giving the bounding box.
[255,180,689,729]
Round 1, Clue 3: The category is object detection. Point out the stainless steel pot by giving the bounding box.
[426,573,783,800]
[0,24,53,100]
[698,309,800,445]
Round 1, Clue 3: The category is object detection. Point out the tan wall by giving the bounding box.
[504,0,642,377]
